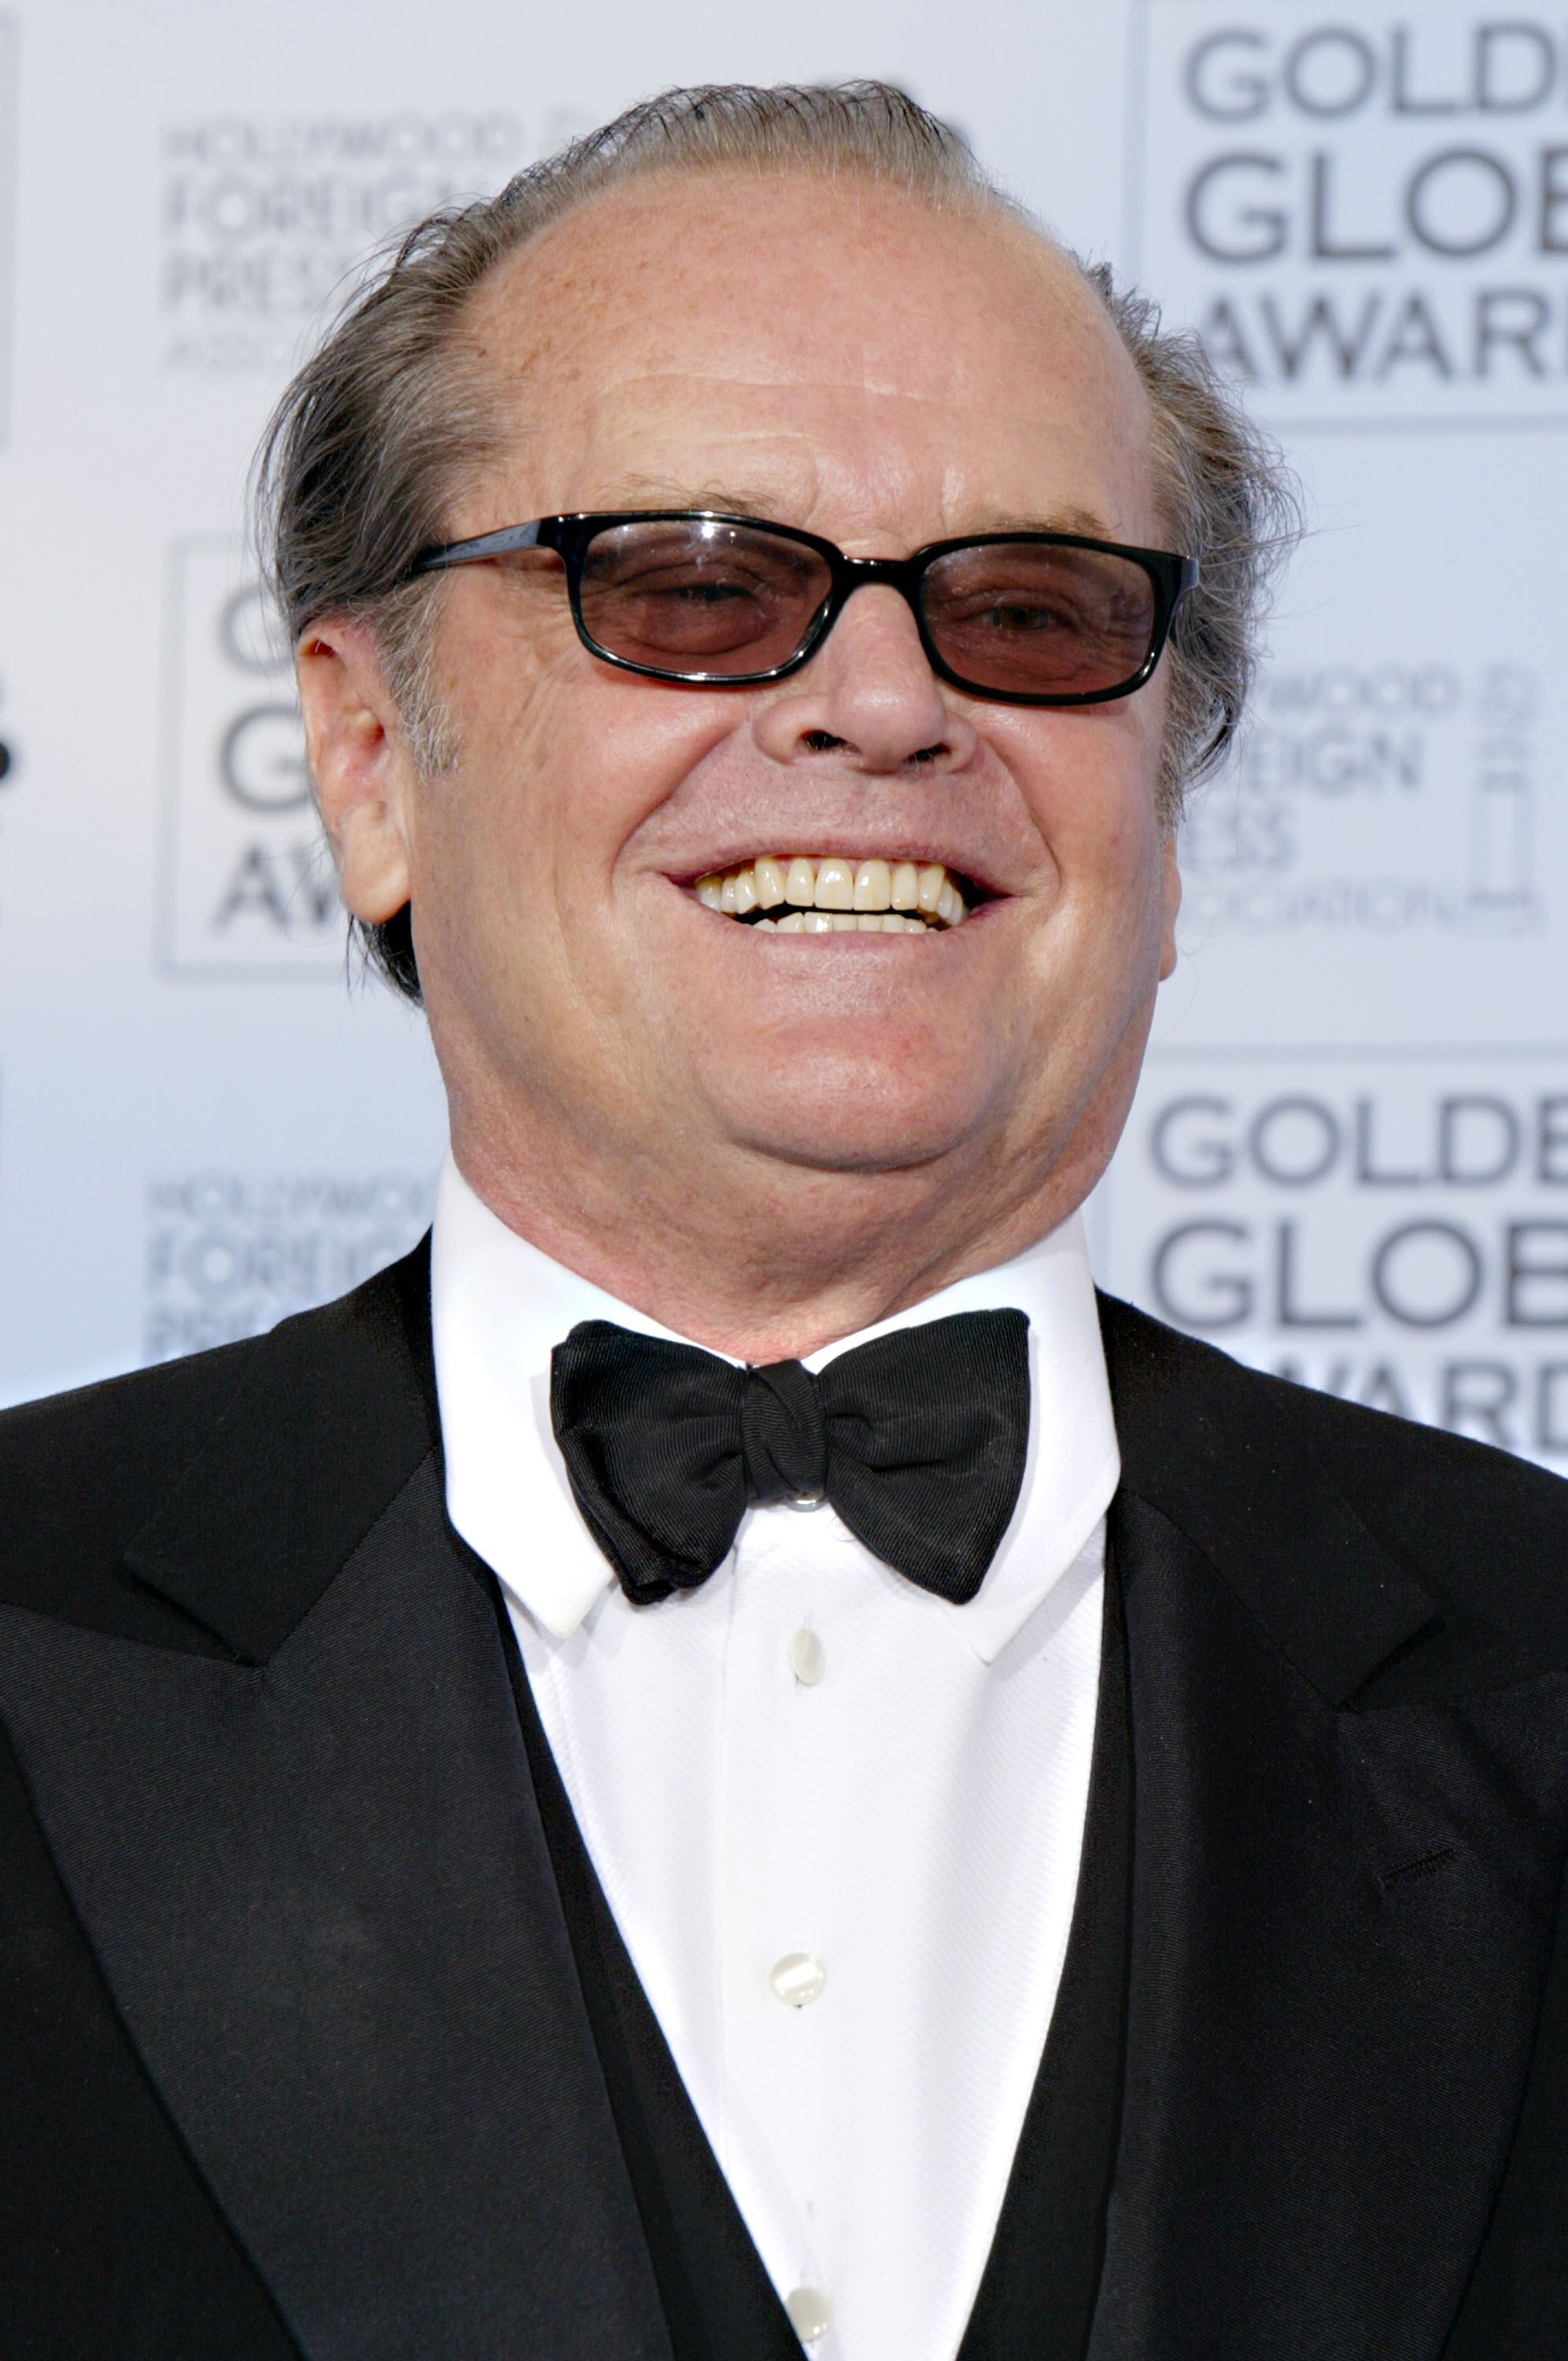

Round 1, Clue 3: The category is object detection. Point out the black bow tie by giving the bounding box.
[550,1310,1030,1608]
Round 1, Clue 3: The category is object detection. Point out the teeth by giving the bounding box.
[814,856,855,911]
[854,859,891,912]
[697,858,968,932]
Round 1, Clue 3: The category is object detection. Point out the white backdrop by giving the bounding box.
[2,1,1564,1475]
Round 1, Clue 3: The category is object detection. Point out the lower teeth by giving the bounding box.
[760,911,932,934]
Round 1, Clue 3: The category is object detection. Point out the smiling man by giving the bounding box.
[307,130,1186,1352]
[3,83,1568,2361]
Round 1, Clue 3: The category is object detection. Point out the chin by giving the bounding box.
[718,1059,1001,1177]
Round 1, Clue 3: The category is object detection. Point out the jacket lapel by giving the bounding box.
[0,1252,670,2361]
[1094,1297,1568,2361]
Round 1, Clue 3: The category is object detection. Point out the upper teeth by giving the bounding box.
[695,856,967,932]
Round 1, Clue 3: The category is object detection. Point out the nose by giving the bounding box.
[751,585,980,774]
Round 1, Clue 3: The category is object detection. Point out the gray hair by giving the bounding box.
[255,79,1300,1003]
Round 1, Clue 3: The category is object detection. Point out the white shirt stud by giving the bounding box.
[788,1628,827,1686]
[784,2285,833,2343]
[770,1953,826,2008]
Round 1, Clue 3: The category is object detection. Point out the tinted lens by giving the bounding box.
[921,541,1158,698]
[577,519,832,676]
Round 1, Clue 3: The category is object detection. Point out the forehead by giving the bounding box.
[457,168,1157,542]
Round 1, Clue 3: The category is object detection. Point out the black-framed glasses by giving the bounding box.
[404,510,1199,708]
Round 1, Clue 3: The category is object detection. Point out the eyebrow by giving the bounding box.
[976,505,1119,541]
[578,481,1122,545]
[590,474,806,518]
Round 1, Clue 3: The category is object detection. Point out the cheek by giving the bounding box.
[424,664,743,931]
[1004,708,1171,1043]
[1005,697,1167,890]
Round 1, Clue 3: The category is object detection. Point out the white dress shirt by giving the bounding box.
[431,1152,1120,2361]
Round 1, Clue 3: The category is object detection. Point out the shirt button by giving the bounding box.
[770,1953,826,2008]
[788,1628,826,1686]
[785,2285,832,2343]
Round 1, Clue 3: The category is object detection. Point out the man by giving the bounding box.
[1,82,1564,2361]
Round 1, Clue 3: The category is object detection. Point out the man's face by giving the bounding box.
[348,172,1179,1245]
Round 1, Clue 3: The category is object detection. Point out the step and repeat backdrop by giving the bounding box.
[1,2,1564,1472]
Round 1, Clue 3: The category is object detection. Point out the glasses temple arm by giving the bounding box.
[406,521,546,577]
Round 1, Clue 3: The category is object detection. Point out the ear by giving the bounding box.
[1158,830,1181,981]
[297,617,418,924]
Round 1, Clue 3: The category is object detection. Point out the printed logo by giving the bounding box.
[1101,1059,1568,1472]
[144,1169,435,1358]
[1131,5,1568,420]
[159,538,339,975]
[159,108,585,375]
[1181,656,1544,937]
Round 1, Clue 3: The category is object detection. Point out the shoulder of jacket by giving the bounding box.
[1098,1289,1568,1685]
[1100,1287,1568,1507]
[0,1247,435,1642]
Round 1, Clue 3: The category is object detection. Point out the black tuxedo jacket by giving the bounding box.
[2,1241,1566,2359]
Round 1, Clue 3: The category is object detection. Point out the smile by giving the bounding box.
[693,855,972,934]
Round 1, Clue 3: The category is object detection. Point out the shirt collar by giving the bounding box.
[430,1148,1120,1662]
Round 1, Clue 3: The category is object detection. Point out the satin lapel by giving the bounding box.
[1090,1490,1567,2361]
[0,1452,670,2361]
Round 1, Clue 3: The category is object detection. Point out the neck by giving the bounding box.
[448,1114,1111,1362]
